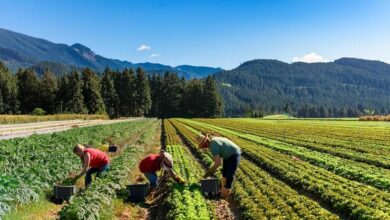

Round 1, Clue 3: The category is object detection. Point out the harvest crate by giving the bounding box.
[108,145,118,152]
[53,185,77,200]
[127,183,149,202]
[200,178,219,197]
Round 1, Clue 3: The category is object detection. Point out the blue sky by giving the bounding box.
[1,0,389,69]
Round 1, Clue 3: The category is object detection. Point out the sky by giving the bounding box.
[1,0,390,69]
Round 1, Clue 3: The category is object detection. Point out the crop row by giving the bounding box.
[195,119,390,168]
[169,119,338,220]
[162,120,215,220]
[178,119,390,219]
[59,119,158,219]
[0,118,155,218]
[218,119,390,148]
[59,145,144,220]
[184,119,390,191]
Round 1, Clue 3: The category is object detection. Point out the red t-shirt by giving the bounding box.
[139,154,162,173]
[84,148,110,168]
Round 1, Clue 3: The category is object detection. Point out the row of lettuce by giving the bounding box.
[162,120,216,220]
[199,119,390,168]
[174,118,390,219]
[0,118,156,218]
[169,119,338,220]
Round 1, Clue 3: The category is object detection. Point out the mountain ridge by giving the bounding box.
[0,27,222,78]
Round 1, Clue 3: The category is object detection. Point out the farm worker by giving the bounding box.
[139,149,185,192]
[198,133,241,199]
[72,144,110,188]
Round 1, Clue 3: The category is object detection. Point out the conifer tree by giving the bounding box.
[81,68,105,114]
[160,72,182,118]
[203,76,223,117]
[101,67,120,118]
[183,79,204,117]
[149,74,162,117]
[0,89,4,113]
[65,71,87,114]
[134,68,151,116]
[0,62,18,114]
[118,68,136,116]
[40,69,58,114]
[16,68,40,113]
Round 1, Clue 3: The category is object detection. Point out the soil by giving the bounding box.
[0,118,139,140]
[116,120,163,220]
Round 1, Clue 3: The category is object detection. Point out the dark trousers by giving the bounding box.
[85,164,110,187]
[222,153,240,189]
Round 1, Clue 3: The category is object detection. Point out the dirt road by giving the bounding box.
[0,118,140,140]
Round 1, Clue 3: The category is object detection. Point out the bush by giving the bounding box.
[31,108,46,116]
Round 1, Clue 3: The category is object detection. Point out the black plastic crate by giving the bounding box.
[200,178,219,197]
[127,183,149,202]
[108,145,118,152]
[53,185,77,200]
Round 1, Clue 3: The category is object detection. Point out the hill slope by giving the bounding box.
[0,28,221,78]
[215,58,390,116]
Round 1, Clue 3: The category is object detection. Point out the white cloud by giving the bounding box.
[136,44,151,51]
[149,53,160,58]
[292,52,328,63]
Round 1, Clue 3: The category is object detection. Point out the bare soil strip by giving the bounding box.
[0,118,139,140]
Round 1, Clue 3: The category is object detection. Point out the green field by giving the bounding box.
[1,118,390,219]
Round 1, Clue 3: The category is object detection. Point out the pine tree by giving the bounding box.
[160,72,182,118]
[0,89,4,113]
[40,69,58,114]
[118,68,136,116]
[0,62,18,114]
[16,68,40,113]
[202,76,223,117]
[183,79,204,117]
[318,106,327,118]
[134,68,151,116]
[101,67,120,118]
[65,71,87,114]
[283,103,292,115]
[81,68,105,114]
[56,75,69,113]
[149,74,162,117]
[339,107,347,118]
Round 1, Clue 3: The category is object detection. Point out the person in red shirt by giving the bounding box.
[139,149,185,191]
[72,144,110,188]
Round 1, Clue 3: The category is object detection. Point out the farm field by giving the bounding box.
[0,114,109,124]
[1,118,390,220]
[166,118,390,219]
[0,118,159,219]
[0,118,138,140]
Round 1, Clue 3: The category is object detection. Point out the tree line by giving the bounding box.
[0,62,223,118]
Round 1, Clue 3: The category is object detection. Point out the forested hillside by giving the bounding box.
[215,58,390,117]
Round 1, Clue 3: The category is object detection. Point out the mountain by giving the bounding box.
[214,58,390,116]
[175,65,224,78]
[0,28,222,78]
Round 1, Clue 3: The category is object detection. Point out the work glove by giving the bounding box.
[203,169,215,178]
